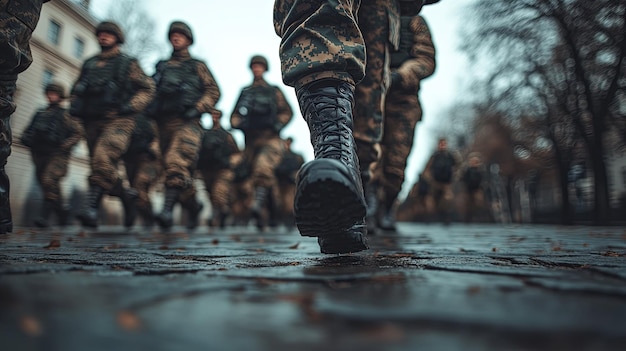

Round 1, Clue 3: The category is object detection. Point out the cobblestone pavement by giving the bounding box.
[1,223,626,350]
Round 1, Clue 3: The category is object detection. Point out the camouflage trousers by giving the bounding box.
[84,117,136,192]
[373,88,423,202]
[31,151,70,203]
[244,135,285,189]
[124,138,162,215]
[158,117,203,190]
[199,167,234,215]
[1,0,46,230]
[273,0,365,88]
[353,0,399,184]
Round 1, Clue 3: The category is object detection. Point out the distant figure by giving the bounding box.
[461,153,486,222]
[423,138,461,223]
[0,0,50,233]
[369,8,436,232]
[274,137,305,230]
[230,55,293,231]
[20,83,82,227]
[70,21,156,228]
[197,110,239,228]
[151,21,221,230]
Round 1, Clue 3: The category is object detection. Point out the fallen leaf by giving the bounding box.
[43,240,61,249]
[467,286,481,295]
[19,316,42,336]
[288,242,300,249]
[492,247,497,252]
[117,311,141,331]
[211,239,219,245]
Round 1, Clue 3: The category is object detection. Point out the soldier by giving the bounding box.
[70,21,156,228]
[274,137,305,230]
[122,113,162,228]
[0,0,49,234]
[20,83,83,227]
[230,55,293,231]
[369,9,436,232]
[461,152,486,223]
[152,21,221,230]
[423,137,461,224]
[197,110,239,228]
[273,0,440,253]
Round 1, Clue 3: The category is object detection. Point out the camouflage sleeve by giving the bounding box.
[126,59,156,113]
[194,61,221,114]
[274,86,293,128]
[60,114,85,151]
[396,15,436,90]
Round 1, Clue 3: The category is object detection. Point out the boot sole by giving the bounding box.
[318,223,369,254]
[294,159,367,253]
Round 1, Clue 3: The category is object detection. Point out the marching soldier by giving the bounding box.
[20,83,83,227]
[70,21,156,228]
[230,55,293,231]
[152,21,221,230]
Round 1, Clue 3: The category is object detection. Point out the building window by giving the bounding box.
[74,37,85,58]
[42,69,54,86]
[48,20,61,45]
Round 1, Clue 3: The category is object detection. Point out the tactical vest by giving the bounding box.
[152,59,204,114]
[234,85,279,131]
[70,54,134,118]
[389,16,414,69]
[21,106,68,149]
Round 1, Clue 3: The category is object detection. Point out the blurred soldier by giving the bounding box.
[274,137,305,230]
[197,110,239,228]
[152,21,221,230]
[0,0,49,233]
[369,9,436,232]
[122,113,162,228]
[461,152,486,223]
[423,137,461,224]
[230,55,293,231]
[70,21,156,228]
[20,83,83,227]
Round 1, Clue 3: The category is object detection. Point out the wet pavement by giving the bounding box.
[1,223,626,351]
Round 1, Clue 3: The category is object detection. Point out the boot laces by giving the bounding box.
[305,91,353,163]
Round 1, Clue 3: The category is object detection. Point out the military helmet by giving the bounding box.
[44,82,66,99]
[168,21,194,44]
[95,21,125,44]
[249,55,268,71]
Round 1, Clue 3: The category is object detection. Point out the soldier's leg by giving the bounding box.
[250,137,284,230]
[275,0,370,253]
[36,153,71,227]
[0,0,46,233]
[211,168,234,228]
[78,118,135,227]
[157,121,203,229]
[377,92,421,230]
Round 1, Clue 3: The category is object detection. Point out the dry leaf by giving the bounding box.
[19,316,42,337]
[117,311,141,331]
[288,242,300,249]
[43,239,61,249]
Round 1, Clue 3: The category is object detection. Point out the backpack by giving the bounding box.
[234,85,279,130]
[431,151,455,183]
[197,129,236,170]
[463,167,483,191]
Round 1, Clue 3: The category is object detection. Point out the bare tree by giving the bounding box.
[460,0,626,224]
[103,0,161,71]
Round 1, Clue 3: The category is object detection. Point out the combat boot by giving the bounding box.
[76,185,105,228]
[294,79,368,254]
[377,191,398,232]
[55,202,70,227]
[156,187,181,229]
[138,206,155,228]
[0,168,12,234]
[184,198,203,230]
[365,182,380,234]
[110,181,138,228]
[250,186,268,231]
[34,199,55,228]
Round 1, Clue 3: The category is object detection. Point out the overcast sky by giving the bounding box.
[89,0,474,199]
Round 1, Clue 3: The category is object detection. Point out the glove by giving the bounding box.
[183,108,202,120]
